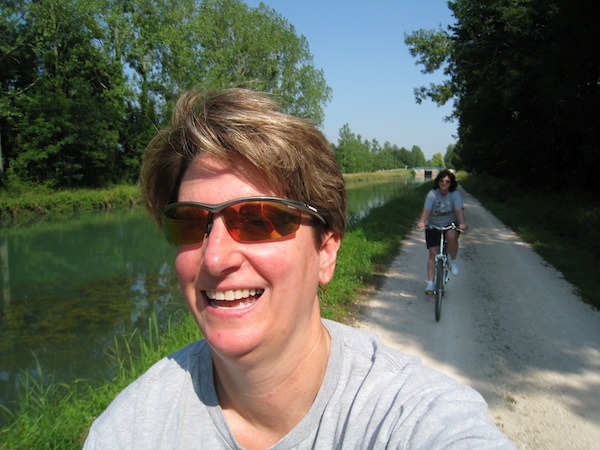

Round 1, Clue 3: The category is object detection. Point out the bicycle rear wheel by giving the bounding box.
[434,258,444,321]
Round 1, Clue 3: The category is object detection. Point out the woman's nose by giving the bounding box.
[200,216,244,275]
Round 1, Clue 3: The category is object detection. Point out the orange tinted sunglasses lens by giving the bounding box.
[162,199,305,245]
[222,201,301,242]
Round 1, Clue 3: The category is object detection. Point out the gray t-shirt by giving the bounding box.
[424,189,464,227]
[84,319,513,449]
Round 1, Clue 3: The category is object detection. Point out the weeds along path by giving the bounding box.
[353,188,600,449]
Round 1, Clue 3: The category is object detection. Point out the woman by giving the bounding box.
[418,170,468,294]
[84,89,510,449]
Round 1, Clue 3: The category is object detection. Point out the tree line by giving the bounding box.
[332,123,448,173]
[405,0,599,193]
[0,0,331,189]
[5,0,591,192]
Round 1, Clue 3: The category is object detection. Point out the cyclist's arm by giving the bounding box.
[455,207,468,230]
[417,208,431,229]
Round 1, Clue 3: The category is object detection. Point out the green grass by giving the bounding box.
[0,185,142,223]
[0,182,427,449]
[459,173,599,309]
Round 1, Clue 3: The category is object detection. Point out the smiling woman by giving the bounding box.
[83,88,513,449]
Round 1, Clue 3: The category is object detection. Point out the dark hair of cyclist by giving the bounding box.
[433,169,458,192]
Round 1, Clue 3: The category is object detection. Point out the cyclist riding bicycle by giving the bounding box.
[417,170,468,294]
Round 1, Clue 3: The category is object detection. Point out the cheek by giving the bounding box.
[174,247,201,285]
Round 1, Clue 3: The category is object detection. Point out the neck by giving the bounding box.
[212,315,331,449]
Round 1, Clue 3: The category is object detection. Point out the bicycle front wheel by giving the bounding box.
[434,258,444,321]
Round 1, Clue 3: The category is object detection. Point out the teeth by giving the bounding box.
[206,288,263,301]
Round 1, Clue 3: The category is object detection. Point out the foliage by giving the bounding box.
[430,152,444,168]
[332,124,435,173]
[443,143,459,169]
[0,184,141,222]
[0,0,331,189]
[196,0,331,124]
[404,27,454,106]
[405,0,600,193]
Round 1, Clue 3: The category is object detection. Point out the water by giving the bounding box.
[0,178,416,414]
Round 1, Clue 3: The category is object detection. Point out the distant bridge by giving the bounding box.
[413,166,444,179]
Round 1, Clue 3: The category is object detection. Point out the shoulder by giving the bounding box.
[425,189,438,202]
[450,189,464,202]
[84,340,210,447]
[325,319,455,387]
[321,321,513,447]
[133,339,208,384]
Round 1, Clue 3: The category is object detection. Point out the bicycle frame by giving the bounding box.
[426,223,460,321]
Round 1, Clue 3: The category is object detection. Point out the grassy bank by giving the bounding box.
[344,169,414,186]
[0,181,428,448]
[0,170,413,223]
[459,173,599,309]
[0,185,142,223]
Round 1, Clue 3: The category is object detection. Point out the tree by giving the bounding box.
[396,147,412,167]
[430,152,445,168]
[334,124,372,173]
[405,0,600,193]
[1,0,332,188]
[404,27,454,107]
[375,142,398,171]
[8,0,124,187]
[444,143,460,170]
[196,0,331,125]
[410,145,426,167]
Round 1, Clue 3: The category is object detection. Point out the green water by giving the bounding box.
[0,179,417,412]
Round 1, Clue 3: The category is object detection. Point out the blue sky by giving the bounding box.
[243,0,456,159]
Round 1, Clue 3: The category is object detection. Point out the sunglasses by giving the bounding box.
[161,196,326,245]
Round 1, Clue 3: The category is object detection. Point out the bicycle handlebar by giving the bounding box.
[422,223,463,232]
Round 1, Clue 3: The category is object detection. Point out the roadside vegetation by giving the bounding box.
[459,174,599,310]
[0,185,142,223]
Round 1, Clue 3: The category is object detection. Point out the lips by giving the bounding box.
[205,288,264,308]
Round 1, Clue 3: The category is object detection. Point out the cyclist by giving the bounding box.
[417,170,468,294]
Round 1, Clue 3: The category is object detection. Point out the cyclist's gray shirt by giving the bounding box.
[424,189,464,227]
[84,319,513,449]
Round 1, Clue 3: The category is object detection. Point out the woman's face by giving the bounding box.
[174,155,340,362]
[437,176,452,193]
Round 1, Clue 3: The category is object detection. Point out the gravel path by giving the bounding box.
[353,188,600,449]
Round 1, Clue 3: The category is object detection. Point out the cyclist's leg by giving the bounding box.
[445,229,460,259]
[445,229,460,275]
[427,246,438,281]
[424,229,440,281]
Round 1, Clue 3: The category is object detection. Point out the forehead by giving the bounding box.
[179,155,277,201]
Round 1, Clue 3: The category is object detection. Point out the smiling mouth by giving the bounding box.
[204,288,264,308]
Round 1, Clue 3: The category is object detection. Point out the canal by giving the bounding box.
[0,177,417,413]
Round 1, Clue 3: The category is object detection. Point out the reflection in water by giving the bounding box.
[0,177,418,416]
[0,208,182,416]
[346,178,417,229]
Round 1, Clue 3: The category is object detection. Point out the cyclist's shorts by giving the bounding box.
[425,226,460,249]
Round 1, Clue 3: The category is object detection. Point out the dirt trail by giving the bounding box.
[353,188,600,449]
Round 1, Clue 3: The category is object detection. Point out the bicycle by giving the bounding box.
[425,223,462,322]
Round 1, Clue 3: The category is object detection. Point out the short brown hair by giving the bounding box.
[140,88,346,243]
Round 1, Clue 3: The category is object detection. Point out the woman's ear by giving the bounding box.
[318,232,342,285]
